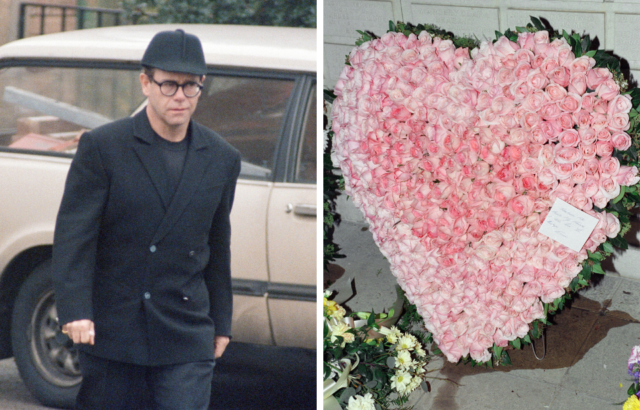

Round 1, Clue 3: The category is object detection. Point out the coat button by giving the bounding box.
[188,250,195,257]
[150,245,157,253]
[144,292,151,299]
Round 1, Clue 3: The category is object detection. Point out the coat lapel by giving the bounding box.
[150,121,212,245]
[132,111,171,210]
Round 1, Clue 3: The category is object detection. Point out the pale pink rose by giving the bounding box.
[591,113,609,131]
[586,67,613,89]
[554,145,583,163]
[568,73,587,95]
[511,80,531,102]
[521,111,541,130]
[541,283,566,304]
[574,110,592,129]
[518,32,535,50]
[559,129,580,147]
[559,93,582,113]
[509,195,535,216]
[530,126,548,144]
[582,176,600,197]
[551,163,574,181]
[605,212,621,238]
[540,57,559,75]
[581,92,597,111]
[596,129,611,142]
[596,140,614,157]
[548,66,570,87]
[494,36,519,56]
[616,166,640,186]
[600,156,620,176]
[581,142,597,160]
[600,176,621,199]
[545,83,567,101]
[608,94,633,115]
[608,113,630,132]
[569,189,591,211]
[534,30,550,44]
[514,62,532,80]
[540,102,562,120]
[528,70,549,90]
[557,45,575,68]
[596,79,620,101]
[593,98,609,114]
[476,244,498,261]
[571,167,587,184]
[569,55,596,75]
[584,158,601,175]
[559,112,575,130]
[590,228,608,245]
[497,67,515,86]
[538,145,555,167]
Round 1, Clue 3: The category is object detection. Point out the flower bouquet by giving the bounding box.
[323,289,435,410]
[624,345,640,410]
[329,17,640,365]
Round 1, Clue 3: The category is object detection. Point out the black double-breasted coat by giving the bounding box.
[51,109,241,366]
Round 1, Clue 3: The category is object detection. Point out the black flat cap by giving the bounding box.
[141,29,207,76]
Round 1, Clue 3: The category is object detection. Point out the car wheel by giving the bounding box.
[11,259,80,409]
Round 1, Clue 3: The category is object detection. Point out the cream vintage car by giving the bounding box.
[0,24,316,408]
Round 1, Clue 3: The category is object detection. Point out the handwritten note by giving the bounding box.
[538,199,599,252]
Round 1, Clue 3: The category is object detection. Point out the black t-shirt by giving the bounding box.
[153,129,190,205]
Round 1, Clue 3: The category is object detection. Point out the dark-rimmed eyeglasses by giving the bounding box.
[149,76,203,98]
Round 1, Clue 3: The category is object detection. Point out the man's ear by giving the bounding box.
[140,72,151,97]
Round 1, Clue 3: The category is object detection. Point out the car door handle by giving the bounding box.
[286,203,316,217]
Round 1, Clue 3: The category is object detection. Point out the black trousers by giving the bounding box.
[75,351,215,410]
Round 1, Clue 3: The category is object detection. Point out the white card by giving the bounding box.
[538,198,599,252]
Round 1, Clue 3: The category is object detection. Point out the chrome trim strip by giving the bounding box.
[232,279,315,302]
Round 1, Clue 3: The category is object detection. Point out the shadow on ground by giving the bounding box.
[209,342,316,410]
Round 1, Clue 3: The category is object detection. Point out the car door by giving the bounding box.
[192,70,316,347]
[266,78,316,349]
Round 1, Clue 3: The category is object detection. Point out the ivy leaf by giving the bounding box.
[530,16,545,31]
[562,29,570,43]
[585,50,596,57]
[592,263,605,275]
[339,387,356,404]
[511,338,522,350]
[581,264,592,281]
[388,20,396,32]
[523,334,532,344]
[581,35,591,54]
[495,30,503,40]
[516,26,527,33]
[587,250,605,261]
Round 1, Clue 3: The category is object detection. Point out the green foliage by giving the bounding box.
[324,89,346,269]
[121,0,315,27]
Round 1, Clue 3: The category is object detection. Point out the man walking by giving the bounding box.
[52,29,240,409]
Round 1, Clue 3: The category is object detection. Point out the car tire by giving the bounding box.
[11,259,81,409]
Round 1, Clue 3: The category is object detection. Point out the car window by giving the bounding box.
[0,66,143,153]
[192,74,296,181]
[295,83,316,184]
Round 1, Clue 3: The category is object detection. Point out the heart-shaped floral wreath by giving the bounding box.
[330,19,640,364]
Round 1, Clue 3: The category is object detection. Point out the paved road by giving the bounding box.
[0,342,316,410]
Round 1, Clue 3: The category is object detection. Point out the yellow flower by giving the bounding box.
[323,298,346,320]
[415,345,426,357]
[386,326,402,344]
[397,334,416,351]
[396,350,416,369]
[390,370,411,394]
[624,395,640,410]
[329,322,354,347]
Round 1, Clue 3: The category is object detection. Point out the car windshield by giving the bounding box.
[0,66,144,153]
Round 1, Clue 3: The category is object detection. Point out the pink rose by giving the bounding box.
[584,158,601,175]
[559,93,582,113]
[545,83,567,101]
[518,32,535,50]
[559,112,575,130]
[608,94,633,115]
[616,166,640,186]
[540,57,559,75]
[569,56,596,75]
[568,73,587,95]
[574,110,591,129]
[596,141,614,157]
[599,176,621,199]
[523,90,547,112]
[528,70,549,90]
[586,67,613,89]
[509,195,535,216]
[559,129,580,147]
[581,142,597,160]
[582,176,600,197]
[569,189,591,211]
[540,102,562,120]
[554,145,583,163]
[596,129,611,142]
[596,79,620,101]
[600,156,620,176]
[608,113,630,132]
[590,113,608,131]
[570,167,587,184]
[605,212,621,238]
[581,92,597,111]
[548,66,570,87]
[530,126,548,144]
